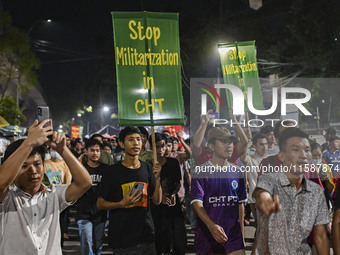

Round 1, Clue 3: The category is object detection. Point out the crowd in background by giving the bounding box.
[1,115,340,255]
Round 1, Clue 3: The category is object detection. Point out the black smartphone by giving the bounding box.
[131,182,144,201]
[36,106,52,137]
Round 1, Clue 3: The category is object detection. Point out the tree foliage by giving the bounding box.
[0,94,26,125]
[0,12,40,99]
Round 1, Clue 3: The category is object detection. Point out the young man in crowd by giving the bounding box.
[191,127,247,255]
[80,134,113,166]
[323,135,340,177]
[322,128,336,152]
[192,110,248,165]
[97,126,162,254]
[163,130,171,139]
[137,126,153,163]
[150,133,187,255]
[0,120,92,254]
[71,139,84,159]
[237,133,268,229]
[254,127,330,255]
[44,147,73,245]
[76,139,109,255]
[66,134,72,149]
[260,126,279,156]
[169,130,192,211]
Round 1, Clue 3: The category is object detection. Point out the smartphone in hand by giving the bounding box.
[131,182,144,202]
[36,106,52,137]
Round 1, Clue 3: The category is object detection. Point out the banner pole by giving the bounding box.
[152,126,157,164]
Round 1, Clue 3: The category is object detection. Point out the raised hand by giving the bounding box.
[153,161,161,180]
[176,130,183,141]
[47,132,67,156]
[26,120,53,147]
[201,109,213,125]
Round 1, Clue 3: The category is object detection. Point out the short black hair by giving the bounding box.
[163,130,170,134]
[252,133,266,146]
[278,127,309,152]
[91,133,103,141]
[149,132,167,147]
[274,120,296,138]
[85,138,102,149]
[311,142,321,151]
[119,126,141,143]
[138,126,149,138]
[103,141,112,150]
[3,139,47,163]
[260,126,273,135]
[329,136,340,143]
[171,136,179,144]
[326,128,336,136]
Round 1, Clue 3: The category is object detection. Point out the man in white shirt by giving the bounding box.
[0,120,92,255]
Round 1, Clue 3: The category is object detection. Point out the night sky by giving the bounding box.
[3,0,339,132]
[3,0,233,130]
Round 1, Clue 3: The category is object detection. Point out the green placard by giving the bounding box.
[218,41,264,112]
[112,11,184,126]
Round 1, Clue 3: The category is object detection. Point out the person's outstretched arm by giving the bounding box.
[255,189,281,216]
[0,120,53,202]
[192,110,212,159]
[48,132,92,203]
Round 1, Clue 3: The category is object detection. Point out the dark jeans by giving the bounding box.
[151,202,187,255]
[185,195,196,228]
[60,207,69,247]
[154,215,186,255]
[244,203,251,221]
[112,242,157,255]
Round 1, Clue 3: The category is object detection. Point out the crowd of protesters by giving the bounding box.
[1,114,340,255]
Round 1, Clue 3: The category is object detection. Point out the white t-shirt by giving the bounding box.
[0,184,72,255]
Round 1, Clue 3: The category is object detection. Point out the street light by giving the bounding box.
[101,106,110,128]
[27,19,53,35]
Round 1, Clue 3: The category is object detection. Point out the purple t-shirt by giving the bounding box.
[191,160,247,254]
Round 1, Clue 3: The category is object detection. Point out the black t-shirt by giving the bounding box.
[161,157,181,196]
[156,157,183,218]
[98,160,156,249]
[75,163,109,222]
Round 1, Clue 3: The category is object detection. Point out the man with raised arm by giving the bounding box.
[0,120,92,254]
[192,110,248,165]
[254,127,330,255]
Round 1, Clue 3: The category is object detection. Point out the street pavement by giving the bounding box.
[62,208,256,255]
